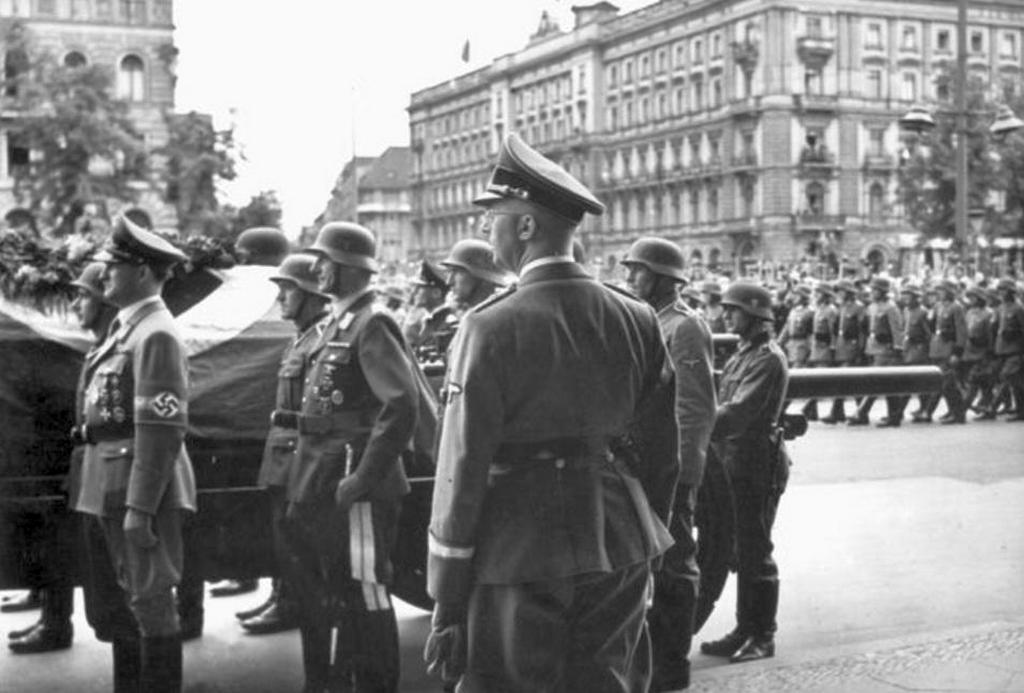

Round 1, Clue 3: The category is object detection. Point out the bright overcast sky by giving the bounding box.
[173,0,650,234]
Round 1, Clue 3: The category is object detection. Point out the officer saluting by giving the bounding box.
[424,134,679,691]
[74,215,196,693]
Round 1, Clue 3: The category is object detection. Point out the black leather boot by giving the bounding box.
[112,637,141,693]
[140,635,182,693]
[300,625,331,693]
[699,628,747,657]
[649,574,696,691]
[730,580,779,664]
[730,634,776,663]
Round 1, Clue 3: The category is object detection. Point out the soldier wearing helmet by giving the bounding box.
[233,255,328,638]
[990,278,1024,421]
[404,260,451,353]
[285,221,422,692]
[701,282,790,665]
[962,286,997,419]
[848,276,906,426]
[441,239,510,311]
[623,237,716,691]
[425,134,678,691]
[777,284,814,370]
[234,227,291,267]
[700,280,727,333]
[916,280,968,424]
[820,279,868,424]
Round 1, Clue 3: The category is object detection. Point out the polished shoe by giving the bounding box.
[0,590,41,613]
[235,596,273,622]
[209,579,258,598]
[729,635,775,663]
[910,413,932,423]
[846,416,869,427]
[240,602,298,635]
[939,413,966,425]
[875,417,901,428]
[8,622,72,654]
[699,628,747,658]
[974,410,997,421]
[8,620,41,640]
[819,415,844,425]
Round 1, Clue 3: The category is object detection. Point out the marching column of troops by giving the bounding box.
[6,131,1023,693]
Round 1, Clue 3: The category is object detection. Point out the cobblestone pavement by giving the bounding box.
[687,627,1024,692]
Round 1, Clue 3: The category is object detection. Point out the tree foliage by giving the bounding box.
[158,110,238,235]
[2,20,146,236]
[897,70,1024,240]
[228,190,283,238]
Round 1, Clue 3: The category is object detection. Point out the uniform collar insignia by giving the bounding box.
[339,311,356,330]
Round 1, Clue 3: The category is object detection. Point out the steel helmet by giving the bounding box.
[870,276,892,293]
[305,221,378,273]
[71,261,108,300]
[721,281,774,321]
[996,278,1017,293]
[235,227,290,267]
[621,237,687,282]
[269,253,323,296]
[440,239,510,286]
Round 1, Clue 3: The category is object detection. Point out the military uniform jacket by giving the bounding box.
[256,317,325,488]
[427,261,679,606]
[834,300,867,364]
[809,304,839,364]
[865,300,904,360]
[290,291,418,505]
[657,299,716,488]
[779,304,813,365]
[711,331,789,484]
[902,306,933,364]
[963,306,994,362]
[928,300,967,360]
[74,298,196,518]
[995,300,1024,356]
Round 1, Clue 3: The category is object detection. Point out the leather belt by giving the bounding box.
[297,410,375,435]
[491,436,618,475]
[269,410,299,429]
[70,423,132,445]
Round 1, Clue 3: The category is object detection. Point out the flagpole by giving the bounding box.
[351,84,358,225]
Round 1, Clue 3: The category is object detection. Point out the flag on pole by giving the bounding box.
[461,39,470,63]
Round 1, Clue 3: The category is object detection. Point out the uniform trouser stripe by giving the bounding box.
[348,502,377,582]
[359,582,391,612]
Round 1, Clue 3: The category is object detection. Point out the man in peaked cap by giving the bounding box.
[73,214,196,692]
[424,133,679,691]
[404,260,451,351]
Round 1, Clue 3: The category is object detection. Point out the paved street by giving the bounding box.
[2,417,1023,692]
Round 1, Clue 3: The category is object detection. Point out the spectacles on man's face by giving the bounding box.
[478,208,521,232]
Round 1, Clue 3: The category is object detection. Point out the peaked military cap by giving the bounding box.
[94,214,187,267]
[473,133,605,223]
[411,260,449,291]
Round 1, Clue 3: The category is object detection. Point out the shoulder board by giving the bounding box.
[469,284,517,314]
[602,282,642,302]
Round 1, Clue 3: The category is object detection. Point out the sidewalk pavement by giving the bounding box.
[683,621,1024,692]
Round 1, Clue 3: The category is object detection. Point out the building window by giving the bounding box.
[866,22,882,48]
[690,190,700,223]
[970,31,983,53]
[805,69,823,95]
[656,49,667,73]
[120,0,146,24]
[1002,32,1018,58]
[4,48,29,97]
[675,86,686,113]
[709,136,721,164]
[1002,79,1016,101]
[742,131,755,162]
[711,78,722,107]
[624,101,633,127]
[116,55,145,100]
[807,16,823,38]
[741,181,755,217]
[640,54,650,77]
[901,72,917,101]
[657,92,667,119]
[608,105,618,130]
[712,34,721,58]
[675,42,686,66]
[95,0,113,19]
[71,0,91,18]
[868,182,885,221]
[639,97,649,123]
[901,25,918,51]
[37,0,57,15]
[806,182,825,215]
[63,51,87,68]
[608,65,618,86]
[708,187,719,222]
[693,77,704,110]
[624,60,634,83]
[690,137,701,166]
[869,128,886,156]
[936,29,951,52]
[742,70,753,98]
[693,39,703,63]
[867,69,883,98]
[935,78,950,101]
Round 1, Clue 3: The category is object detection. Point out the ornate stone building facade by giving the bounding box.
[408,0,1024,274]
[0,0,177,230]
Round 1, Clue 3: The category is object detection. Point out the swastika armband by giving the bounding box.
[134,391,187,426]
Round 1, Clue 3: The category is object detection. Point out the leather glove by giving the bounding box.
[124,507,158,549]
[334,475,367,511]
[424,601,467,685]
